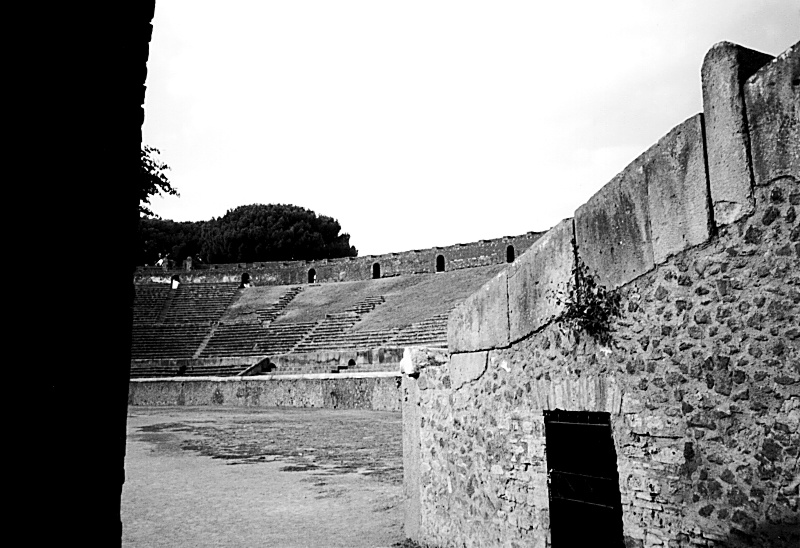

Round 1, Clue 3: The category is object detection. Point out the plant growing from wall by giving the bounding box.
[551,237,622,346]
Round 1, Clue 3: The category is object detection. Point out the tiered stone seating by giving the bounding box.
[256,286,304,323]
[199,321,318,357]
[255,321,318,354]
[130,361,249,378]
[162,283,239,324]
[131,324,211,359]
[388,312,449,347]
[326,327,401,350]
[291,296,393,351]
[262,363,342,375]
[133,285,170,323]
[181,362,249,376]
[293,312,361,352]
[130,362,184,378]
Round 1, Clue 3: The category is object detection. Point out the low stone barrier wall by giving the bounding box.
[129,372,402,411]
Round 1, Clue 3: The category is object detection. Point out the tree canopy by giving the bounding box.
[139,204,357,265]
[139,146,179,217]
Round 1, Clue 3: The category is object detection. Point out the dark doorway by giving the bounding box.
[544,410,624,548]
[506,245,515,263]
[436,255,445,272]
[308,268,316,283]
[372,263,381,279]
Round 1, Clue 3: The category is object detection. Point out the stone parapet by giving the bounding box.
[417,40,800,548]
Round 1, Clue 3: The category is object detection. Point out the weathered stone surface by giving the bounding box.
[575,156,654,289]
[646,115,713,263]
[702,41,774,225]
[448,269,509,352]
[129,374,402,411]
[744,41,800,188]
[406,41,800,548]
[449,351,488,390]
[507,218,574,342]
[402,375,421,540]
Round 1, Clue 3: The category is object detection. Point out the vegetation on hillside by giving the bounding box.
[139,204,357,266]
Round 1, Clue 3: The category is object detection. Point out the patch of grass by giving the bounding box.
[356,264,506,331]
[220,286,290,322]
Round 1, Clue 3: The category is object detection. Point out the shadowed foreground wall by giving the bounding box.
[403,42,798,548]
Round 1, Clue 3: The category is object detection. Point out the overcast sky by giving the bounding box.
[143,1,798,256]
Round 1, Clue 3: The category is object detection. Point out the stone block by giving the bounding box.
[448,269,509,352]
[575,155,654,289]
[701,41,774,225]
[508,218,574,342]
[744,41,799,187]
[449,351,488,390]
[646,115,713,264]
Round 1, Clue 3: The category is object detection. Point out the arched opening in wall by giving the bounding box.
[372,263,381,279]
[544,410,624,547]
[307,268,316,283]
[506,245,515,263]
[436,255,445,272]
[347,359,356,367]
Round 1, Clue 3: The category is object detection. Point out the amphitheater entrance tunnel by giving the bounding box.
[372,263,381,279]
[435,255,445,272]
[308,268,316,283]
[543,410,624,548]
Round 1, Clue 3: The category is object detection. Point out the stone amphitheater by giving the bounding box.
[127,32,799,548]
[130,234,540,389]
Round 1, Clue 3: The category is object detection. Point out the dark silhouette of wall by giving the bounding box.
[33,5,153,546]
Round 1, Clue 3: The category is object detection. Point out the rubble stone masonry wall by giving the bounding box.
[403,42,798,548]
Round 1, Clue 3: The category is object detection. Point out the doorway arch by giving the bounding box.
[372,263,381,279]
[506,245,515,263]
[308,268,316,283]
[436,255,445,272]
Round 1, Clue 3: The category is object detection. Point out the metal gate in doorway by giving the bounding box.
[544,410,624,548]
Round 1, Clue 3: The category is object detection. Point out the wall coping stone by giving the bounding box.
[130,371,400,382]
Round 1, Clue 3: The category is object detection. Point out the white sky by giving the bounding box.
[143,1,798,256]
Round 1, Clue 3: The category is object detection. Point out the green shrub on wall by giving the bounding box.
[551,237,622,346]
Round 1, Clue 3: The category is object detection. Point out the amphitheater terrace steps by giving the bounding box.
[388,313,449,347]
[162,283,240,324]
[129,362,250,378]
[199,321,318,358]
[131,323,212,359]
[133,285,171,323]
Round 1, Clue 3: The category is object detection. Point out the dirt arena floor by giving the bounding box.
[122,406,408,548]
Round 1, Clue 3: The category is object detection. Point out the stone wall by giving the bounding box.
[129,372,402,412]
[403,41,799,548]
[134,232,542,285]
[270,347,406,372]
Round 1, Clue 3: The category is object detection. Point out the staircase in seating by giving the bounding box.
[291,296,391,352]
[256,286,304,324]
